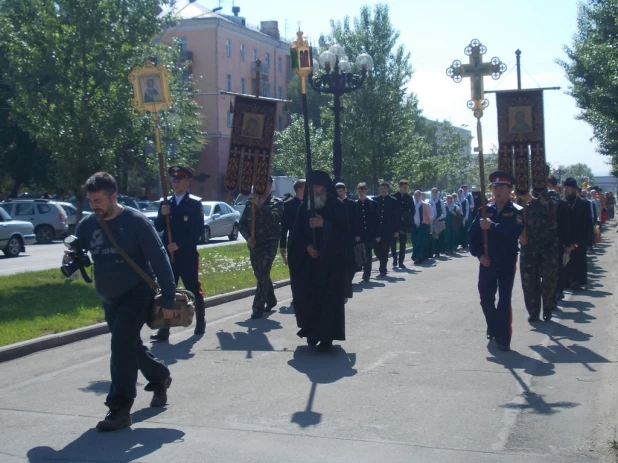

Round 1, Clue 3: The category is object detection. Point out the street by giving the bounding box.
[0,236,246,276]
[0,232,616,462]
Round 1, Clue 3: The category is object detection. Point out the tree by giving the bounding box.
[563,163,595,186]
[326,4,423,189]
[0,0,205,211]
[271,115,334,177]
[558,1,618,175]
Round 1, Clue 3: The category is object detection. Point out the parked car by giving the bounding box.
[232,194,250,215]
[136,200,152,211]
[201,201,240,244]
[55,201,92,236]
[0,199,68,244]
[0,207,36,257]
[76,195,139,213]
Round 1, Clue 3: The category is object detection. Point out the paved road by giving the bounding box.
[0,236,246,276]
[0,231,616,462]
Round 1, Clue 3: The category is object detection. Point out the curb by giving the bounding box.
[0,244,414,363]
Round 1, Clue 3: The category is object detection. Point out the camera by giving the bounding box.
[60,235,92,282]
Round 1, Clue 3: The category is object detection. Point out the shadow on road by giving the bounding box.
[150,334,203,366]
[215,318,282,359]
[27,427,185,462]
[288,345,357,428]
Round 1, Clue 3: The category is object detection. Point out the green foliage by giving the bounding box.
[558,0,618,176]
[271,115,334,177]
[0,0,206,202]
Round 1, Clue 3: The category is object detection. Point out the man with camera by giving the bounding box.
[65,172,176,431]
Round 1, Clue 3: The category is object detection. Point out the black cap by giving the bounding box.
[168,166,194,179]
[335,182,346,189]
[489,170,514,187]
[563,177,578,188]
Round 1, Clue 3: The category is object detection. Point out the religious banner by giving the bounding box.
[224,95,277,196]
[496,89,546,194]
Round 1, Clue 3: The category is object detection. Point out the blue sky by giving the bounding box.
[193,0,609,175]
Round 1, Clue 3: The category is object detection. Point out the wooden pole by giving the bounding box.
[153,115,174,263]
[476,117,489,259]
[250,60,262,245]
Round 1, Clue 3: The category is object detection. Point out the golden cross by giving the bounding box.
[446,39,506,118]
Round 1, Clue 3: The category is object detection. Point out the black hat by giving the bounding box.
[335,182,346,190]
[168,165,194,179]
[489,170,514,187]
[563,177,578,188]
[308,170,336,197]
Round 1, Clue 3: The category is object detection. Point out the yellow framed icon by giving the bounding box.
[128,61,172,113]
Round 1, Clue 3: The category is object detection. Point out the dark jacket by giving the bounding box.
[564,196,594,247]
[469,200,525,267]
[155,192,204,255]
[280,196,302,249]
[374,194,399,237]
[341,196,356,238]
[391,191,415,232]
[353,198,379,242]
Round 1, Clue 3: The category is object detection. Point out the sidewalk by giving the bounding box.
[0,237,616,462]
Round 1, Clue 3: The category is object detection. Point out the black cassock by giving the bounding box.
[288,196,353,343]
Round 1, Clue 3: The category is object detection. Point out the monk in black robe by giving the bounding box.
[288,171,353,352]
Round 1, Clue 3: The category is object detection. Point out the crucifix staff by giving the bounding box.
[446,39,506,259]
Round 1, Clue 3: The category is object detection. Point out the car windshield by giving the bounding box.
[146,201,161,212]
[202,205,212,216]
[0,207,11,221]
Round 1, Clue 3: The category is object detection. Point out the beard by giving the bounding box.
[309,191,328,210]
[93,204,114,219]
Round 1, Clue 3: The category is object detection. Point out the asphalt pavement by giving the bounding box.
[0,236,246,276]
[0,231,616,462]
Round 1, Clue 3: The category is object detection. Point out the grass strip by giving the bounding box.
[0,243,289,347]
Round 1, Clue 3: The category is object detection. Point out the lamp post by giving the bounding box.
[309,44,373,183]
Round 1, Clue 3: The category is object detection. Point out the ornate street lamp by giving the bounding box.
[309,44,373,183]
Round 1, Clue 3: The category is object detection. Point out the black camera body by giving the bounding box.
[60,235,92,282]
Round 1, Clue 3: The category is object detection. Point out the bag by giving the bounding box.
[354,242,367,267]
[97,219,195,330]
[432,219,446,237]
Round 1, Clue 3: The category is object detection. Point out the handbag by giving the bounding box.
[353,242,367,267]
[97,219,195,330]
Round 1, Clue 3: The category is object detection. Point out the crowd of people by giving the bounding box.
[66,165,612,432]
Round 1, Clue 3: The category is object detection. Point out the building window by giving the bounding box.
[227,111,233,128]
[262,83,271,98]
[241,78,246,94]
[278,86,283,100]
[226,39,232,57]
[264,53,270,70]
[253,48,257,63]
[226,74,232,92]
[240,44,245,61]
[278,56,283,72]
[278,116,284,131]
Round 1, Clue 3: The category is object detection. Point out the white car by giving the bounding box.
[0,207,36,257]
[55,201,91,236]
[201,201,241,244]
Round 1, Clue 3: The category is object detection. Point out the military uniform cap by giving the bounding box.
[489,170,514,187]
[168,165,194,179]
[335,182,346,189]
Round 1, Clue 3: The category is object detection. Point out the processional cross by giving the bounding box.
[446,39,506,258]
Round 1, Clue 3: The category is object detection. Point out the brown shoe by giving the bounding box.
[96,406,132,432]
[150,376,172,407]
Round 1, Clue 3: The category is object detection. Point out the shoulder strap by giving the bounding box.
[97,218,159,291]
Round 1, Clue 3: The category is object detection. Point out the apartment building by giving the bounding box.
[159,3,293,199]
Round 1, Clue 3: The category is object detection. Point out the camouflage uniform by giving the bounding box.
[239,194,283,317]
[520,193,559,320]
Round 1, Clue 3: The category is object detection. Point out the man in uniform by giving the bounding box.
[391,179,414,269]
[336,182,357,287]
[469,171,524,351]
[151,166,206,342]
[373,181,399,277]
[239,176,283,319]
[280,179,305,309]
[353,183,379,282]
[519,188,561,322]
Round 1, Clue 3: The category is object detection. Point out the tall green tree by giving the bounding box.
[563,162,595,186]
[328,4,422,189]
[0,0,205,209]
[558,0,618,176]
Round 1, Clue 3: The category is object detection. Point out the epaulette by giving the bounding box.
[188,194,202,201]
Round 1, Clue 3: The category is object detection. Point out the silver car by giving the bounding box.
[56,201,91,236]
[201,201,241,244]
[0,199,68,244]
[0,207,35,257]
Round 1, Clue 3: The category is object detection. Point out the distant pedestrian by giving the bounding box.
[391,179,414,269]
[412,190,431,265]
